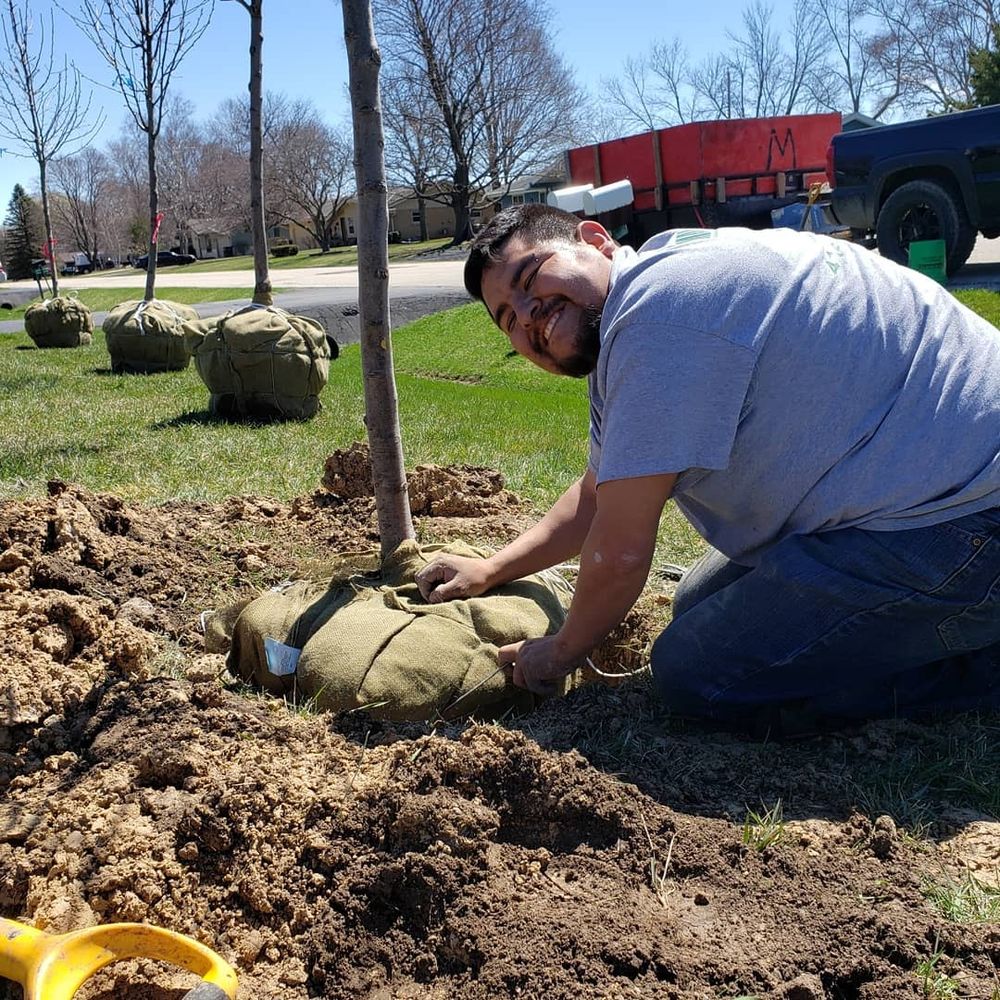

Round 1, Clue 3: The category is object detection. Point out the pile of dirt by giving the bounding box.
[1,472,999,999]
[322,441,523,516]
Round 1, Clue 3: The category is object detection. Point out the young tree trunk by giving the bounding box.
[144,87,157,302]
[450,160,473,245]
[39,160,58,297]
[248,0,272,305]
[417,190,428,242]
[342,0,415,558]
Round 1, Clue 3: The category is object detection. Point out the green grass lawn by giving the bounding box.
[157,238,452,274]
[953,288,1000,325]
[1,287,260,321]
[0,302,590,507]
[3,289,1000,569]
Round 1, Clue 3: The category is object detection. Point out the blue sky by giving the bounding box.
[0,0,790,207]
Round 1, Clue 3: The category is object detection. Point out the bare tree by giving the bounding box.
[868,0,999,111]
[106,128,151,257]
[157,97,204,255]
[51,146,112,266]
[192,136,246,233]
[223,0,271,303]
[603,53,676,131]
[207,93,321,236]
[708,0,826,117]
[70,0,213,301]
[376,0,583,244]
[0,0,103,297]
[269,113,354,252]
[777,0,830,113]
[801,0,900,115]
[382,72,450,241]
[605,0,832,129]
[342,0,415,557]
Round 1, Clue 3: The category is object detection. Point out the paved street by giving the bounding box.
[1,256,468,294]
[0,257,471,339]
[2,237,999,335]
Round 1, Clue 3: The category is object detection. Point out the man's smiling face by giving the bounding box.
[480,222,616,377]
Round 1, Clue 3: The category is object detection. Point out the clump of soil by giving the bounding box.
[1,470,999,1000]
[322,441,523,516]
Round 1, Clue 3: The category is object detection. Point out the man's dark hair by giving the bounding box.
[464,203,581,301]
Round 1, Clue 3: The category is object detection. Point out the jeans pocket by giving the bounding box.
[937,564,1000,653]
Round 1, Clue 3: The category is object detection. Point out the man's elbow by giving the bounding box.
[587,542,652,578]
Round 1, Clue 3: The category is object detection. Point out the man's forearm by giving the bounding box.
[548,472,676,663]
[552,512,655,662]
[482,470,597,587]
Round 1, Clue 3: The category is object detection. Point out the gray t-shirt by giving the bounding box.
[588,227,1000,564]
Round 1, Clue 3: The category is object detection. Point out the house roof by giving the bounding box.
[841,111,882,130]
[483,155,568,200]
[188,218,231,236]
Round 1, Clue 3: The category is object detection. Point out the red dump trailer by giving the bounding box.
[564,113,842,245]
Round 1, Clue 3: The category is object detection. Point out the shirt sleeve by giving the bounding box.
[595,321,757,484]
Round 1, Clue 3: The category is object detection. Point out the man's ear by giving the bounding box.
[576,220,616,258]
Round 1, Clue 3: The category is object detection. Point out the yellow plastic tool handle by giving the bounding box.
[0,919,43,987]
[0,918,238,1000]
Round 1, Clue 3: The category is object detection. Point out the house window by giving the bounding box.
[471,208,482,219]
[347,218,355,235]
[411,210,421,224]
[510,194,525,205]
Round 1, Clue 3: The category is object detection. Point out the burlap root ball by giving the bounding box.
[24,296,94,348]
[225,540,576,721]
[187,304,332,421]
[103,299,199,373]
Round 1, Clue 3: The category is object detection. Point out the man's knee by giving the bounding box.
[650,621,715,718]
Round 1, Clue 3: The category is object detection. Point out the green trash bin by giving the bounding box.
[907,239,947,284]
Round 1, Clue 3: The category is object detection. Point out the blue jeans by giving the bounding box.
[651,507,1000,735]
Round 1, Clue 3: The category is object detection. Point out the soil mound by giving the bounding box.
[2,478,999,999]
[322,441,522,516]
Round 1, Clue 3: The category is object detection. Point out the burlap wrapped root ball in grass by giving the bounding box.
[24,296,94,348]
[186,304,334,421]
[103,299,199,373]
[224,540,579,721]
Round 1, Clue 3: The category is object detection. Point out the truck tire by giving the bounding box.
[875,179,976,275]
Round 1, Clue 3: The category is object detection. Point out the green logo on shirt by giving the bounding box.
[824,242,846,276]
[670,229,718,246]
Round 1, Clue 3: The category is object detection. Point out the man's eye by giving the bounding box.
[525,264,539,289]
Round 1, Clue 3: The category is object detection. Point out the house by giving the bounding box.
[483,157,568,211]
[188,219,236,259]
[386,187,455,241]
[841,112,882,132]
[224,220,324,257]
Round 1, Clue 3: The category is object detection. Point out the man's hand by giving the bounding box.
[498,636,581,696]
[415,554,493,603]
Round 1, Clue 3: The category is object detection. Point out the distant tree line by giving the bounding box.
[599,0,1000,131]
[2,0,998,272]
[0,93,354,272]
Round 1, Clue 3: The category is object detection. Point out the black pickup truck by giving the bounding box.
[828,104,1000,274]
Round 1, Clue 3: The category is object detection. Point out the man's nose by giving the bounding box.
[513,295,538,330]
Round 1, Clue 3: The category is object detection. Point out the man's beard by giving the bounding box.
[555,304,603,378]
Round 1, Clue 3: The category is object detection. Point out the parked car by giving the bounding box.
[134,250,197,269]
[60,253,95,276]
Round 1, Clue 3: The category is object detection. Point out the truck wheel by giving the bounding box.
[875,179,976,275]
